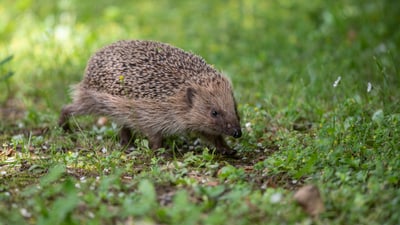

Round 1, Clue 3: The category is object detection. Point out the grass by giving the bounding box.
[1,0,399,224]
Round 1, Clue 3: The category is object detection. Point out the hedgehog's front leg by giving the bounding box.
[202,133,236,156]
[119,126,134,146]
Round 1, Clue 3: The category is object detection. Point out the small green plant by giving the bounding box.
[0,55,14,103]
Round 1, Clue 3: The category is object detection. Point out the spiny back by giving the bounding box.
[82,40,223,100]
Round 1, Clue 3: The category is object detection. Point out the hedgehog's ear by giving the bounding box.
[185,87,196,108]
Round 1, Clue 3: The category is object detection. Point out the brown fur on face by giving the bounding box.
[59,40,241,155]
[181,78,241,138]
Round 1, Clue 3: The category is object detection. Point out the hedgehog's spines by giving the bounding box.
[82,40,220,100]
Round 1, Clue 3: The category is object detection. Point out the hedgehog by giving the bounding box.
[59,40,242,155]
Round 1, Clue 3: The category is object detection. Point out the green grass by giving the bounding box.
[1,0,399,224]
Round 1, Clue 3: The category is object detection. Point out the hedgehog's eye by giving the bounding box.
[211,110,219,118]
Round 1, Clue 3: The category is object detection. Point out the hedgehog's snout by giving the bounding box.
[227,124,242,138]
[232,128,242,138]
[226,121,241,138]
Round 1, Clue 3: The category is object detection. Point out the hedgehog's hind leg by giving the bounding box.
[59,104,76,131]
[144,131,163,150]
[58,101,95,131]
[59,85,95,131]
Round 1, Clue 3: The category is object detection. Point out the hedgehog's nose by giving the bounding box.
[233,128,242,138]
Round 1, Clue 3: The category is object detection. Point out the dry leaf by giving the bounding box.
[294,185,325,217]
